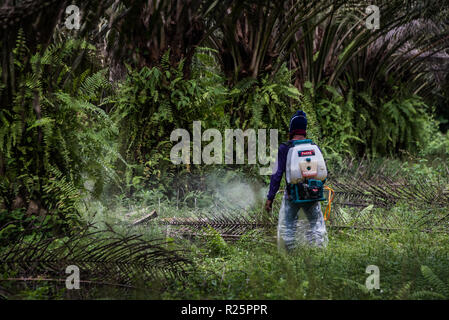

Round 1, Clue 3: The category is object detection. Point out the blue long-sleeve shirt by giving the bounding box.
[267,140,325,200]
[267,141,291,201]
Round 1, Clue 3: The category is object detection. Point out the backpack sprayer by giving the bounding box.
[286,139,334,220]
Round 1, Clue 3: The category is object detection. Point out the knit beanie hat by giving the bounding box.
[289,110,307,137]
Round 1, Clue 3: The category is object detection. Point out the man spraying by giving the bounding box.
[265,110,328,250]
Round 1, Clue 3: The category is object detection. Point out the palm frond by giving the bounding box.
[0,223,191,291]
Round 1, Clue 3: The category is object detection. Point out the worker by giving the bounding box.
[265,110,328,250]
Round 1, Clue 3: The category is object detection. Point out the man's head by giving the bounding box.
[289,110,307,139]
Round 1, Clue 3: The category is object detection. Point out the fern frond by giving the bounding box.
[420,265,449,298]
[79,69,110,99]
[395,281,412,299]
[409,290,446,300]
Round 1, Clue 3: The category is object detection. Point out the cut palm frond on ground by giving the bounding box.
[0,223,191,295]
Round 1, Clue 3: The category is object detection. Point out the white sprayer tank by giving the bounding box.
[286,140,327,184]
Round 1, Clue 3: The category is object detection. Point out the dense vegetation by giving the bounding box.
[0,0,449,299]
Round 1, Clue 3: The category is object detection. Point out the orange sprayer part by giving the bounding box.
[324,186,335,221]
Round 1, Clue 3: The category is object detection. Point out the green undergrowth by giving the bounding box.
[2,156,448,300]
[162,225,449,300]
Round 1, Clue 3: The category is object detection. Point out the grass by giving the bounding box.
[5,220,449,300]
[89,190,447,300]
[2,157,449,300]
[160,222,449,300]
[75,158,449,300]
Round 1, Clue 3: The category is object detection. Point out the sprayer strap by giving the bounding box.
[281,141,293,148]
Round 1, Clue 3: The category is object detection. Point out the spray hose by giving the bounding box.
[323,185,335,221]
